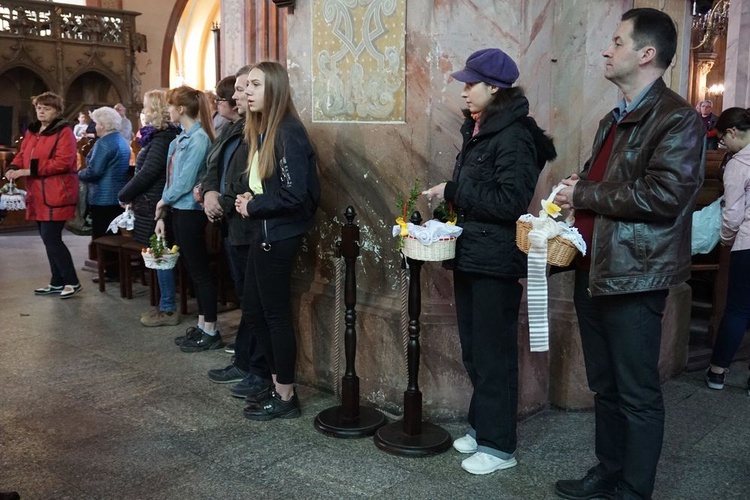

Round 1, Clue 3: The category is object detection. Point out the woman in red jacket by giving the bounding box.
[6,92,81,299]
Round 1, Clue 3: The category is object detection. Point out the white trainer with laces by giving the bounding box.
[453,433,478,454]
[461,451,517,475]
[59,284,82,299]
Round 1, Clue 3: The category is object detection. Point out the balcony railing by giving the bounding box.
[0,0,140,47]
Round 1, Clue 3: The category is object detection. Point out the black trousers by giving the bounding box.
[242,235,302,385]
[574,270,667,499]
[454,270,522,459]
[226,241,268,377]
[172,209,217,323]
[38,221,79,287]
[90,204,124,277]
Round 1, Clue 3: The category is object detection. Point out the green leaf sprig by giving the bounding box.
[395,178,421,222]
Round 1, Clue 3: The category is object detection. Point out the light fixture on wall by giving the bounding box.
[706,83,725,95]
[212,22,221,84]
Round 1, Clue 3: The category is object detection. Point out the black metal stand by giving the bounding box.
[315,207,386,438]
[374,211,452,457]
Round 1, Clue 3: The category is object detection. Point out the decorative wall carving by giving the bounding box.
[0,0,145,136]
[312,0,405,123]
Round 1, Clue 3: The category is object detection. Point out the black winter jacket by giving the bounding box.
[203,119,256,246]
[444,96,556,278]
[229,114,319,244]
[118,126,179,244]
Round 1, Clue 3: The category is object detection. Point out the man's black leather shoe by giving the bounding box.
[555,469,617,499]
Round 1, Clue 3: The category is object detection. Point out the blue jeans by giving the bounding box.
[157,268,176,313]
[711,248,750,368]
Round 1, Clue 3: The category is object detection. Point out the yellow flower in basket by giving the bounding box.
[541,199,561,218]
[395,216,409,236]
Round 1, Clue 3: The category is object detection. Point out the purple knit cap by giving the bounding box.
[451,48,519,88]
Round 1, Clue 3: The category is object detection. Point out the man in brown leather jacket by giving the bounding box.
[553,8,703,500]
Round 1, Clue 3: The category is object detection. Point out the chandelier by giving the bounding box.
[692,0,730,51]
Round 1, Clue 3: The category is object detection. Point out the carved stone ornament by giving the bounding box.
[695,52,717,76]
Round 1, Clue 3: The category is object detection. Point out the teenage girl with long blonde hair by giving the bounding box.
[234,62,320,420]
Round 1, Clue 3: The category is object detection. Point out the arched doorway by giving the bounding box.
[65,71,123,120]
[0,67,50,145]
[161,0,220,90]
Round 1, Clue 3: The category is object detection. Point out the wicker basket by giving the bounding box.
[141,251,180,270]
[402,235,457,261]
[515,220,578,267]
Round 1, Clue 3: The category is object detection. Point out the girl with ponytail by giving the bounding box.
[155,85,223,352]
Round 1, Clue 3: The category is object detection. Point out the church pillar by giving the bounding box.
[724,0,750,106]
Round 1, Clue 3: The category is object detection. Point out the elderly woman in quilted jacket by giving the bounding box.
[6,92,81,299]
[78,106,131,281]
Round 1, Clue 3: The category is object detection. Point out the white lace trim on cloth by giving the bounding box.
[107,205,135,233]
[391,219,463,244]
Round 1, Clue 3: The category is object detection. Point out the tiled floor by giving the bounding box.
[1,228,749,499]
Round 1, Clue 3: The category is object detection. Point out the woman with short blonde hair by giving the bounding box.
[142,89,170,130]
[118,89,182,326]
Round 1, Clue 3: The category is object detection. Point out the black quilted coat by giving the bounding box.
[444,96,556,278]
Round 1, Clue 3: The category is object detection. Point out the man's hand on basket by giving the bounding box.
[554,174,579,210]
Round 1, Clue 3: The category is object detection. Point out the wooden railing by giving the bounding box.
[0,0,143,49]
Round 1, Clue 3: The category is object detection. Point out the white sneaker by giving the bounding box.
[59,284,82,299]
[453,434,478,454]
[461,451,517,475]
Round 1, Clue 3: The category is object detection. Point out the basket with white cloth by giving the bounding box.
[517,186,587,353]
[142,251,179,270]
[141,235,180,270]
[0,180,27,211]
[393,219,463,261]
[107,205,135,234]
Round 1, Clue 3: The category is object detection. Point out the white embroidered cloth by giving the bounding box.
[521,186,586,352]
[0,182,27,211]
[391,219,463,244]
[108,205,135,233]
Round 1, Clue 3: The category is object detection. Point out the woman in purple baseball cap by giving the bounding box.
[423,48,557,475]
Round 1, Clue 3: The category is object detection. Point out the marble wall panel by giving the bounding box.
[311,0,406,122]
[634,0,693,95]
[221,0,247,76]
